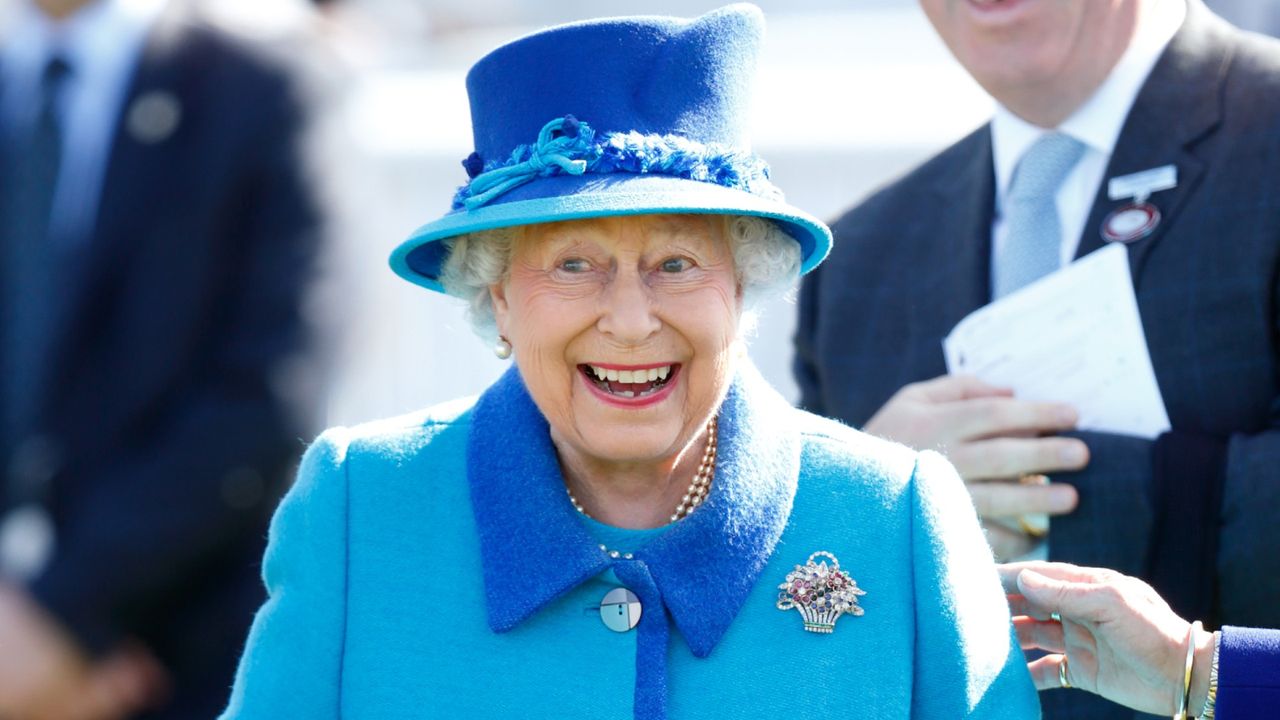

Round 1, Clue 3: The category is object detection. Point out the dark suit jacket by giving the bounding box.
[0,5,322,718]
[796,4,1280,718]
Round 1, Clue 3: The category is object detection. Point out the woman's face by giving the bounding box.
[491,214,741,470]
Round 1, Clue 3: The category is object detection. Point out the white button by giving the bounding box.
[599,587,642,632]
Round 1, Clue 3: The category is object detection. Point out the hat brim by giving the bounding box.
[389,173,832,293]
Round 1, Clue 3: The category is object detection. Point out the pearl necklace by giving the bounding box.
[566,416,718,524]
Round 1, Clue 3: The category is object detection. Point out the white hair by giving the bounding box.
[437,214,801,341]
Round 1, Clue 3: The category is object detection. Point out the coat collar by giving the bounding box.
[468,362,799,657]
[928,126,997,320]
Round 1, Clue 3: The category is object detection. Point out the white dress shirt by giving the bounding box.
[990,0,1186,270]
[0,0,167,247]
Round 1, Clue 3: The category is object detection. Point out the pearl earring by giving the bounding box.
[494,336,512,359]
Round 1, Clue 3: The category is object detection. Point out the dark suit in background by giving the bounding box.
[0,2,323,717]
[796,4,1280,719]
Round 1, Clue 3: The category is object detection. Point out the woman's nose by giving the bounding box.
[596,270,660,343]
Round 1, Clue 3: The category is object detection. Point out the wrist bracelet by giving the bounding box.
[1175,621,1201,720]
[1201,630,1220,720]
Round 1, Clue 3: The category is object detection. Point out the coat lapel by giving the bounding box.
[930,127,997,313]
[467,367,611,633]
[1074,1,1232,287]
[641,363,799,657]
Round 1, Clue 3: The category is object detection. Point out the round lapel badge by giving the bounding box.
[1101,202,1160,244]
[127,90,182,145]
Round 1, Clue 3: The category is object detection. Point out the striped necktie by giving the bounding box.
[993,132,1086,299]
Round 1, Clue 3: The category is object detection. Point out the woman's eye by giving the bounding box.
[559,258,590,273]
[659,257,692,273]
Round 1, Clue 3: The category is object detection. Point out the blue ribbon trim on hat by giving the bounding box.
[453,115,782,211]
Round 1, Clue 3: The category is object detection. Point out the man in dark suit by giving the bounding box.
[0,0,323,717]
[795,1,1280,717]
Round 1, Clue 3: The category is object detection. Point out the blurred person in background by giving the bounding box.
[1000,561,1280,719]
[0,0,325,717]
[795,0,1280,717]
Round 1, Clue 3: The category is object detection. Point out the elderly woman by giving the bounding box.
[219,5,1037,719]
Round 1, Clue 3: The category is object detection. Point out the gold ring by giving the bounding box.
[1050,611,1062,623]
[1016,475,1050,538]
[1017,515,1049,538]
[1058,656,1071,689]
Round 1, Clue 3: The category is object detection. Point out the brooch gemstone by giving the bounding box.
[776,551,866,634]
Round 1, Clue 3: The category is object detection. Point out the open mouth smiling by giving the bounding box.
[579,363,679,399]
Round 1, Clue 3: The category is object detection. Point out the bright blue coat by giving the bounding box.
[219,365,1039,719]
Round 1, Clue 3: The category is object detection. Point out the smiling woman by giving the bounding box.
[489,215,743,529]
[218,4,1041,720]
[441,213,799,528]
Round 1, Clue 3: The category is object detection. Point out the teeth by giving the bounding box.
[586,364,674,386]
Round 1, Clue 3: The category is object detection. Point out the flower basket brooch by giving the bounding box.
[776,551,866,634]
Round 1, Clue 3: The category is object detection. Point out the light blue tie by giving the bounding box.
[993,132,1085,299]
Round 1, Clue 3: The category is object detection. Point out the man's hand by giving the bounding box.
[0,583,167,720]
[864,375,1087,558]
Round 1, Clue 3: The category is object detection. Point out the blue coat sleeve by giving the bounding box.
[1216,626,1280,718]
[909,450,1041,719]
[218,428,350,719]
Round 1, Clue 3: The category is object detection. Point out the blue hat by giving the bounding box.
[389,3,832,293]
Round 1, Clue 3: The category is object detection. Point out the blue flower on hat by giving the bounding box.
[452,117,782,211]
[557,114,582,139]
[461,152,486,180]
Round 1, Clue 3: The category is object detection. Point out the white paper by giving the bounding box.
[943,244,1171,439]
